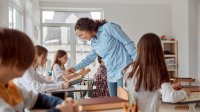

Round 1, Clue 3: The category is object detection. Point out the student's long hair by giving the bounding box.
[97,55,103,64]
[128,33,169,92]
[35,45,48,67]
[0,28,35,70]
[35,45,48,57]
[51,50,67,70]
[75,17,107,32]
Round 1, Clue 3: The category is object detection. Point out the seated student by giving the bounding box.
[0,28,78,112]
[51,50,69,82]
[124,33,189,112]
[92,56,109,97]
[51,50,91,84]
[15,45,69,93]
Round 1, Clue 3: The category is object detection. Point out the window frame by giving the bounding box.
[8,0,24,31]
[40,8,104,75]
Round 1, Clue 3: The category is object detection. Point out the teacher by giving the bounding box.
[67,17,136,96]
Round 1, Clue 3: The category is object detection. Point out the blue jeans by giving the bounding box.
[108,79,123,96]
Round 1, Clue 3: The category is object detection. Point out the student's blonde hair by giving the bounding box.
[0,28,35,70]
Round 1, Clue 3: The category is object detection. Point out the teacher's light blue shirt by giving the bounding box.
[74,23,136,82]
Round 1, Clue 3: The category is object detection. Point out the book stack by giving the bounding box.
[78,96,128,111]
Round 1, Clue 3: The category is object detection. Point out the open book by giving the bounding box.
[78,96,128,111]
[66,68,91,85]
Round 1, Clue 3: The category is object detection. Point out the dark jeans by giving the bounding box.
[108,78,123,96]
[52,92,74,99]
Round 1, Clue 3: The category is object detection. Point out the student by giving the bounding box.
[124,33,189,112]
[67,17,137,96]
[0,28,78,112]
[51,50,69,82]
[15,45,69,93]
[92,56,109,97]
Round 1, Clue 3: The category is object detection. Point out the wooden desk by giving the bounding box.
[31,104,200,112]
[182,85,200,92]
[160,104,200,112]
[84,109,123,112]
[170,77,195,85]
[45,85,96,93]
[165,92,200,112]
[78,96,128,112]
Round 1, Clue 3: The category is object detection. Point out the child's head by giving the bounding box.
[128,33,169,91]
[0,28,34,82]
[34,45,48,67]
[52,50,67,69]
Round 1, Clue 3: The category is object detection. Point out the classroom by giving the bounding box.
[0,0,200,112]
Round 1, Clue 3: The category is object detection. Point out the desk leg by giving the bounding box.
[188,103,196,112]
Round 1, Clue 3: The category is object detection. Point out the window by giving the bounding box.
[9,0,24,31]
[14,0,22,8]
[41,9,103,77]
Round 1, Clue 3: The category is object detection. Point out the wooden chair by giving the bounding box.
[117,87,138,112]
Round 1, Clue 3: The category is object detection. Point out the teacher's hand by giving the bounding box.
[67,67,76,73]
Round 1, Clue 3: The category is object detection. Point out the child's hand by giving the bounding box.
[56,103,73,112]
[65,98,79,112]
[58,98,79,112]
[182,88,191,96]
[172,83,182,90]
[67,67,76,73]
[56,98,79,112]
[62,82,69,89]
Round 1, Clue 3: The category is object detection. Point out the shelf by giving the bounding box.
[161,40,177,77]
[168,69,176,71]
[161,40,176,43]
[167,64,176,65]
[164,55,176,57]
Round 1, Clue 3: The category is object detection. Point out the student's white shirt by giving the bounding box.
[124,65,187,112]
[15,67,63,93]
[52,64,66,82]
[0,81,38,112]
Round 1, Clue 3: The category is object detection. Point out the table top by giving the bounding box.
[166,92,200,104]
[45,85,96,93]
[182,85,200,92]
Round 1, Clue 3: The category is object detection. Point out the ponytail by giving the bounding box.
[75,17,107,32]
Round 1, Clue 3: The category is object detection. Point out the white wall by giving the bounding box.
[172,0,189,77]
[0,0,197,81]
[198,0,200,84]
[0,0,40,44]
[40,0,199,81]
[188,0,198,80]
[0,0,9,27]
[32,0,41,44]
[172,0,198,81]
[24,0,40,44]
[40,1,172,43]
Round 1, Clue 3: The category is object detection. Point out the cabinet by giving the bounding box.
[161,40,177,77]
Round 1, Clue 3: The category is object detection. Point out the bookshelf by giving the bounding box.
[161,40,177,77]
